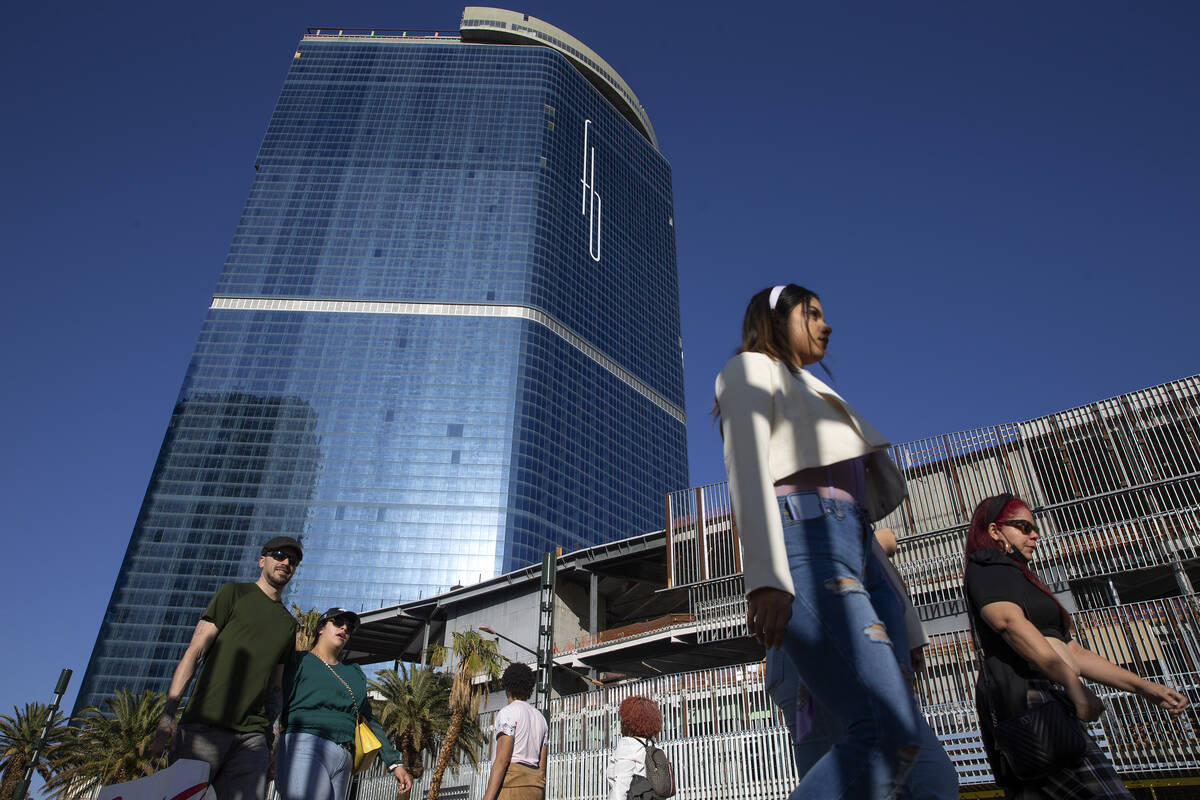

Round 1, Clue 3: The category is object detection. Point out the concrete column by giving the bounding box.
[588,571,600,688]
[589,572,599,636]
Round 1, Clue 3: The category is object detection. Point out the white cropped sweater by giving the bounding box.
[715,352,907,597]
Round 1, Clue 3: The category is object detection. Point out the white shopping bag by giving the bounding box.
[96,758,215,800]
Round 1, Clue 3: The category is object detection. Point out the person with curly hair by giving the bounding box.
[481,663,548,800]
[607,695,664,800]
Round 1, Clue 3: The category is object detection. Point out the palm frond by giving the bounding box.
[46,689,167,796]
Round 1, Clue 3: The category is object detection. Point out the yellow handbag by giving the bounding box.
[324,660,383,772]
[352,715,382,772]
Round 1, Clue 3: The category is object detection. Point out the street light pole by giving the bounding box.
[478,625,538,658]
[13,668,72,800]
[479,626,600,687]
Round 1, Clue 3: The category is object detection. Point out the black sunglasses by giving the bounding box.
[997,519,1038,536]
[265,549,301,565]
[328,615,358,633]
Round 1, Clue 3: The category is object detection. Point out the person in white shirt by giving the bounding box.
[481,663,548,800]
[606,695,662,800]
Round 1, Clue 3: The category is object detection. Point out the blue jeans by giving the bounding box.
[771,493,937,799]
[768,544,964,800]
[276,731,352,800]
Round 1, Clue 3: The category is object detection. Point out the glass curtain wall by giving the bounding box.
[77,31,685,709]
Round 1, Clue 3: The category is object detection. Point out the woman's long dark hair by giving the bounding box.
[713,284,821,421]
[964,494,1071,631]
[736,283,820,370]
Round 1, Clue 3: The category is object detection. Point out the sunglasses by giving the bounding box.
[328,616,358,633]
[264,549,302,565]
[997,519,1038,536]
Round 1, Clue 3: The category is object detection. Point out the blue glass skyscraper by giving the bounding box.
[77,7,687,708]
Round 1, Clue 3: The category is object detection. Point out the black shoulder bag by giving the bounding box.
[965,586,1089,781]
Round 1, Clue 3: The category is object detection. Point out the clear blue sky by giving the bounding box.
[2,0,1197,728]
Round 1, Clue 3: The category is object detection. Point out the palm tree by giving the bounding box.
[291,604,322,651]
[46,689,166,796]
[425,630,504,800]
[370,665,448,780]
[370,666,488,788]
[0,703,69,800]
[448,714,487,778]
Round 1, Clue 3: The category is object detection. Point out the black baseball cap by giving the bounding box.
[261,536,303,560]
[317,608,361,631]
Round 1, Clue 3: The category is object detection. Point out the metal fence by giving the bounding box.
[546,599,1200,796]
[348,663,798,800]
[666,481,741,588]
[343,757,481,800]
[549,663,798,799]
[690,576,747,643]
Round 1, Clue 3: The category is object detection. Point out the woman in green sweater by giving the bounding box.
[277,608,412,800]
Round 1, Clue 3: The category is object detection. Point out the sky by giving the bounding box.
[1,0,1198,734]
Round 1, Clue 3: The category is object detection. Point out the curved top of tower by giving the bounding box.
[460,7,659,148]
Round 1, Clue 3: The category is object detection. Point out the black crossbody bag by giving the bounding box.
[966,591,1089,781]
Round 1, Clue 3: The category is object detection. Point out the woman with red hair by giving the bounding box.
[964,493,1186,798]
[606,695,663,800]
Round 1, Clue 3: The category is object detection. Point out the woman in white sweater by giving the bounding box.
[715,284,938,799]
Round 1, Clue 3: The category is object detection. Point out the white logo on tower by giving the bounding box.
[580,120,601,262]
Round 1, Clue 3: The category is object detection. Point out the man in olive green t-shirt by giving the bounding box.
[149,537,301,800]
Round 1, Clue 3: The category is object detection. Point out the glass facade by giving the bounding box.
[77,26,686,708]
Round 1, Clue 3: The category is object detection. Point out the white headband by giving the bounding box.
[768,285,787,310]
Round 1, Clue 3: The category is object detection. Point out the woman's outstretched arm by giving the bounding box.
[1068,641,1188,714]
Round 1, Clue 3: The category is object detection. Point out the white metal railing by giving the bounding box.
[880,377,1200,539]
[418,663,802,799]
[548,663,798,799]
[666,482,740,588]
[689,576,747,643]
[546,728,799,800]
[342,753,482,800]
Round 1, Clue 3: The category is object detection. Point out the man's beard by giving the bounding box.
[264,569,292,589]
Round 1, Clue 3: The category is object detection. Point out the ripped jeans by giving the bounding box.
[764,549,958,798]
[775,492,923,799]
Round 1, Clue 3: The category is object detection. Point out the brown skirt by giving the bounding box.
[498,762,545,800]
